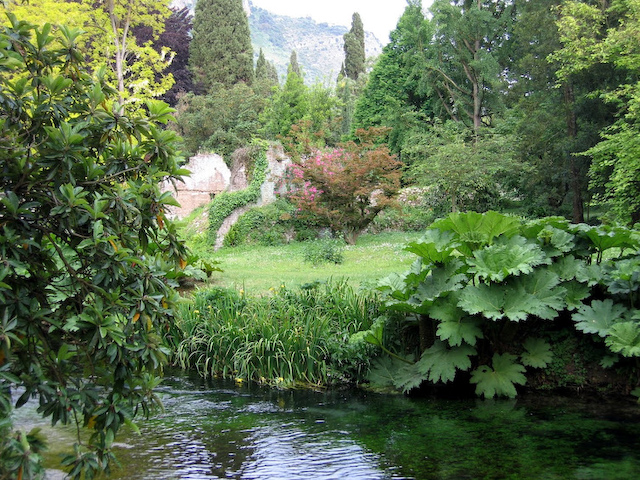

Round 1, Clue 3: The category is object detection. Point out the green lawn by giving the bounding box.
[200,231,423,295]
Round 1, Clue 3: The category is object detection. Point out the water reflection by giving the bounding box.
[22,371,640,479]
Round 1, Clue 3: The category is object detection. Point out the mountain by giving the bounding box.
[171,0,383,84]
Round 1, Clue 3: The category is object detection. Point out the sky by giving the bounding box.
[250,0,431,43]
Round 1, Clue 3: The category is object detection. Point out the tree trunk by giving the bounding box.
[564,82,584,223]
[418,314,435,353]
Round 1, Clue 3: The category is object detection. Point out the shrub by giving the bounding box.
[302,237,345,265]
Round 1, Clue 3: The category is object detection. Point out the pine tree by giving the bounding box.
[343,12,365,80]
[189,0,254,92]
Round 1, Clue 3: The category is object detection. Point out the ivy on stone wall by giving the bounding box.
[208,141,269,244]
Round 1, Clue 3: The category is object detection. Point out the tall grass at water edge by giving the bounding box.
[174,280,383,387]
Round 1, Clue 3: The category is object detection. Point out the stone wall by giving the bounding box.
[162,153,230,219]
[162,146,291,224]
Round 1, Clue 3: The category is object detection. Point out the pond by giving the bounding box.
[17,370,640,480]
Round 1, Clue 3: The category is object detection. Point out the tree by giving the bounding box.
[553,0,640,224]
[288,49,302,77]
[0,17,187,478]
[261,53,308,139]
[4,0,176,109]
[343,12,365,80]
[173,84,266,159]
[352,1,434,152]
[424,0,513,133]
[254,47,279,97]
[286,128,402,244]
[134,6,194,106]
[189,0,254,92]
[403,121,523,213]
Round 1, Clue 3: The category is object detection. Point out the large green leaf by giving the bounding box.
[459,270,565,322]
[520,337,553,368]
[606,257,640,295]
[563,280,591,310]
[548,255,582,281]
[414,340,476,384]
[573,224,639,255]
[458,283,505,320]
[431,211,521,255]
[413,260,467,304]
[605,321,640,357]
[367,355,414,390]
[572,299,628,337]
[469,235,548,283]
[436,317,484,347]
[404,228,459,264]
[536,226,576,258]
[393,362,426,393]
[511,269,566,320]
[470,353,527,398]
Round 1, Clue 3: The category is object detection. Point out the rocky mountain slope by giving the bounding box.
[171,0,383,84]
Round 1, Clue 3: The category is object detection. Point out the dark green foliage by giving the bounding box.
[261,66,308,139]
[0,17,187,478]
[189,0,254,92]
[173,84,265,158]
[370,211,640,398]
[343,13,365,80]
[223,199,305,247]
[302,237,345,266]
[133,7,194,106]
[352,2,433,151]
[288,50,301,77]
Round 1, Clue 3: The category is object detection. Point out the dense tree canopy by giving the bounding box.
[4,0,176,109]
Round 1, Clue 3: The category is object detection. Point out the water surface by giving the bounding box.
[29,371,640,479]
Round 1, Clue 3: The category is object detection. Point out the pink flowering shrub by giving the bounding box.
[284,128,402,244]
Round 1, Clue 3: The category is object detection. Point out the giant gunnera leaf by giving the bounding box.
[404,229,459,264]
[605,321,640,357]
[436,316,484,347]
[431,211,521,256]
[459,269,565,322]
[572,299,628,337]
[470,353,527,398]
[414,340,476,384]
[520,337,553,368]
[468,235,548,283]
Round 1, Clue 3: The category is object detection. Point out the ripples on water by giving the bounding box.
[108,377,407,480]
[25,371,640,480]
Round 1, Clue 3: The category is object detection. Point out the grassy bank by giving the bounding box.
[202,231,422,294]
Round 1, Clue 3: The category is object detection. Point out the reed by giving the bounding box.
[174,280,383,387]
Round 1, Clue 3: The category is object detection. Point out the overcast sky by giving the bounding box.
[250,0,432,43]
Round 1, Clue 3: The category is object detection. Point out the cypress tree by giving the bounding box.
[189,0,254,92]
[288,50,302,77]
[343,12,365,80]
[255,48,268,80]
